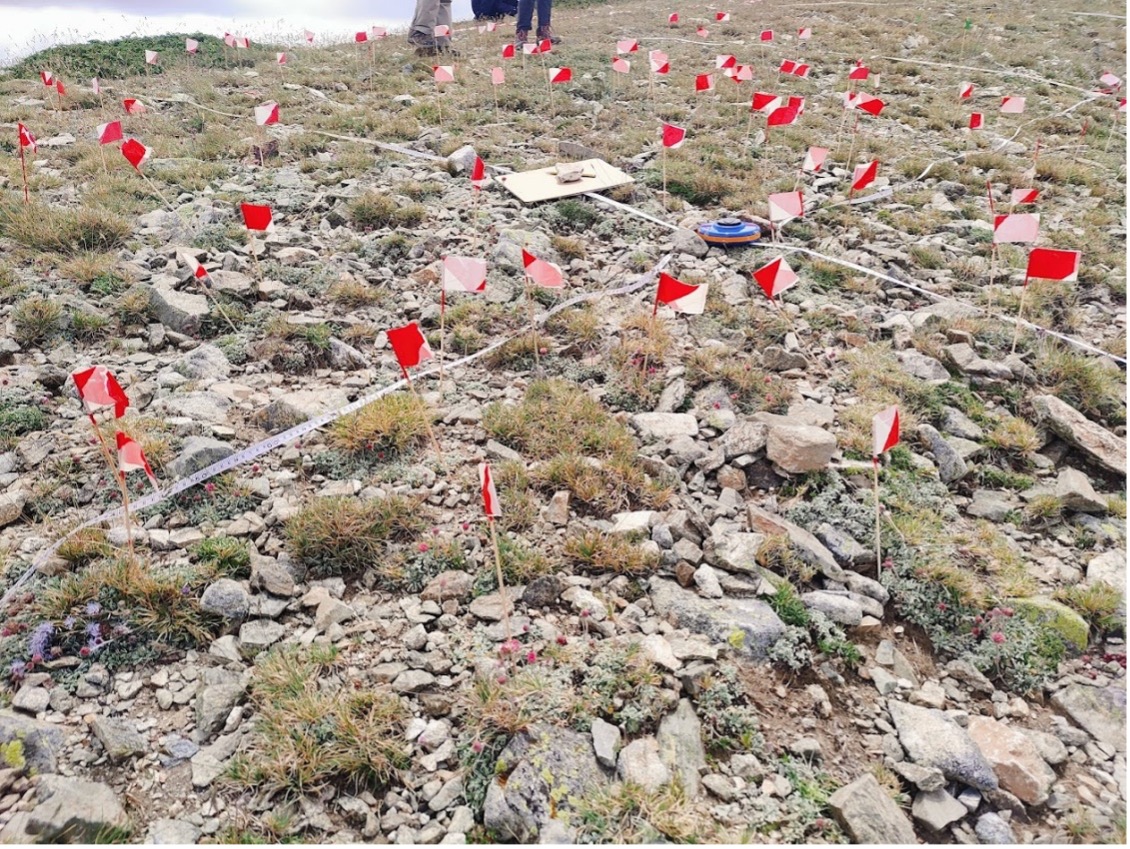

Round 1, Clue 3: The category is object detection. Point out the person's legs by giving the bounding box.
[516,0,534,42]
[535,0,561,43]
[409,0,438,38]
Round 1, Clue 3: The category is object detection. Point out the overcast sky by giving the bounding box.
[1,1,476,66]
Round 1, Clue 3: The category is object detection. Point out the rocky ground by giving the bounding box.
[0,0,1125,844]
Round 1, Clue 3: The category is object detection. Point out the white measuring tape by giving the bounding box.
[6,255,672,605]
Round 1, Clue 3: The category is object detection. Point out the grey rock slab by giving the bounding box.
[1086,550,1126,595]
[1031,394,1125,475]
[911,787,968,831]
[0,710,65,773]
[891,760,946,792]
[238,619,286,656]
[1055,468,1107,513]
[469,592,514,622]
[692,563,723,598]
[815,523,873,567]
[974,812,1015,844]
[801,591,863,627]
[617,737,669,792]
[657,699,706,799]
[0,492,27,528]
[1050,681,1126,753]
[720,421,768,459]
[590,718,621,769]
[1027,730,1068,766]
[649,578,785,659]
[765,423,836,474]
[897,349,950,382]
[147,818,202,844]
[250,553,296,597]
[262,389,351,434]
[828,773,918,845]
[887,700,999,791]
[392,670,436,693]
[421,570,475,603]
[966,716,1054,806]
[11,685,49,715]
[918,423,969,483]
[483,723,606,843]
[194,667,248,742]
[967,490,1018,522]
[630,412,699,441]
[428,777,463,812]
[23,775,128,843]
[941,406,985,440]
[175,343,231,380]
[149,278,209,334]
[704,531,765,574]
[747,504,846,581]
[168,436,234,479]
[199,579,250,621]
[91,716,147,762]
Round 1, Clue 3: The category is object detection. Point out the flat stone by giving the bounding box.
[918,423,968,483]
[747,504,846,581]
[657,699,706,798]
[705,532,765,574]
[149,278,209,334]
[392,670,436,694]
[967,715,1055,806]
[194,668,248,742]
[262,389,351,434]
[630,412,699,442]
[175,343,231,380]
[609,511,657,535]
[801,591,862,626]
[469,592,513,622]
[1031,394,1125,475]
[591,718,621,769]
[0,710,65,773]
[617,737,669,792]
[815,523,873,566]
[545,491,571,525]
[967,490,1018,522]
[21,775,128,843]
[11,686,49,715]
[421,570,475,603]
[640,634,680,672]
[891,760,945,792]
[250,553,296,597]
[720,421,768,460]
[974,812,1015,844]
[1086,550,1126,595]
[765,423,836,474]
[887,700,999,791]
[1055,468,1107,513]
[649,578,785,659]
[168,436,234,479]
[911,787,968,831]
[199,579,250,621]
[692,564,723,598]
[0,492,28,527]
[1050,681,1126,753]
[238,619,286,655]
[91,716,147,762]
[897,349,950,382]
[147,818,202,844]
[828,773,918,845]
[941,406,985,440]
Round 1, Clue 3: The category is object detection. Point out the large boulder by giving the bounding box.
[148,277,209,334]
[1010,596,1090,653]
[483,723,606,842]
[1031,394,1125,476]
[0,711,65,774]
[649,578,785,659]
[8,775,128,843]
[887,701,999,791]
[966,716,1056,806]
[828,773,918,844]
[765,423,836,474]
[1051,681,1126,753]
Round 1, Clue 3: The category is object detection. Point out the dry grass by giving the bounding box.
[564,529,660,576]
[0,200,131,255]
[329,393,432,458]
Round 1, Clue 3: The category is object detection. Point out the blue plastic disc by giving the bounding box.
[697,217,762,245]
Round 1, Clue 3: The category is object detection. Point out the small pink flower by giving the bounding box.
[461,522,470,531]
[418,542,430,553]
[556,635,568,646]
[971,627,981,638]
[251,464,260,473]
[539,347,548,355]
[937,602,947,611]
[496,674,507,684]
[500,638,521,656]
[472,740,484,754]
[525,650,537,664]
[1001,607,1014,617]
[204,482,216,494]
[79,646,91,657]
[990,632,1005,644]
[580,609,590,619]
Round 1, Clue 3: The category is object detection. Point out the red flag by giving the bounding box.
[649,50,669,74]
[767,102,800,126]
[872,406,900,458]
[797,27,812,40]
[388,322,433,371]
[434,24,451,38]
[661,123,685,149]
[1011,188,1038,205]
[655,272,707,314]
[851,160,878,191]
[993,213,1040,244]
[715,54,736,70]
[223,32,235,47]
[752,257,799,299]
[802,146,828,172]
[355,31,368,42]
[40,71,53,87]
[434,65,455,83]
[502,43,515,59]
[120,138,150,171]
[1000,96,1025,114]
[767,191,803,224]
[116,432,158,487]
[240,203,273,231]
[145,50,159,65]
[695,73,714,93]
[612,57,630,74]
[277,52,288,65]
[849,64,870,81]
[959,81,974,98]
[779,59,797,74]
[969,112,983,130]
[668,13,679,24]
[96,121,123,145]
[56,80,66,96]
[550,67,572,84]
[752,91,782,113]
[123,98,146,114]
[715,12,730,22]
[186,38,199,54]
[72,366,129,418]
[479,463,501,518]
[537,38,553,53]
[855,93,885,115]
[442,256,487,293]
[616,39,638,54]
[696,26,708,37]
[254,101,280,126]
[1026,248,1080,283]
[760,30,773,42]
[522,249,564,289]
[17,123,37,153]
[471,156,487,189]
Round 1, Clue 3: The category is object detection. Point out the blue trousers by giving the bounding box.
[517,0,551,31]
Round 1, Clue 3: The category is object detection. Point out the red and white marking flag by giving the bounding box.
[183,253,211,283]
[668,12,679,25]
[56,80,67,97]
[478,21,498,33]
[655,272,707,315]
[695,73,714,92]
[852,160,878,191]
[1000,96,1025,114]
[661,123,685,149]
[434,24,450,37]
[649,50,669,74]
[17,123,37,153]
[304,30,315,43]
[760,29,774,42]
[371,27,387,39]
[798,27,812,40]
[969,112,983,130]
[442,256,487,293]
[992,213,1039,244]
[959,81,974,98]
[802,146,828,172]
[767,101,801,127]
[502,43,515,59]
[116,432,158,487]
[388,322,433,371]
[716,11,730,22]
[1099,72,1121,89]
[767,191,803,224]
[479,463,501,518]
[550,67,572,83]
[186,38,199,54]
[855,93,885,115]
[72,366,129,418]
[1025,248,1080,283]
[223,32,235,47]
[123,98,146,114]
[40,70,53,86]
[96,120,123,145]
[277,52,288,65]
[120,138,150,171]
[240,203,273,231]
[537,38,553,53]
[617,39,639,54]
[696,26,708,37]
[355,31,368,42]
[872,406,900,459]
[728,65,753,82]
[715,54,736,69]
[471,156,487,189]
[254,101,280,126]
[235,36,250,49]
[434,65,455,83]
[849,63,870,81]
[1011,188,1039,205]
[522,249,564,289]
[145,50,159,65]
[612,56,630,74]
[752,91,782,113]
[780,59,811,77]
[492,66,508,84]
[752,257,799,298]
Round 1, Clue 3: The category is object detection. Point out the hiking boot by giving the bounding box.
[515,29,529,47]
[437,41,460,57]
[536,26,562,45]
[408,31,438,50]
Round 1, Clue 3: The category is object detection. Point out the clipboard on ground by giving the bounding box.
[495,158,634,203]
